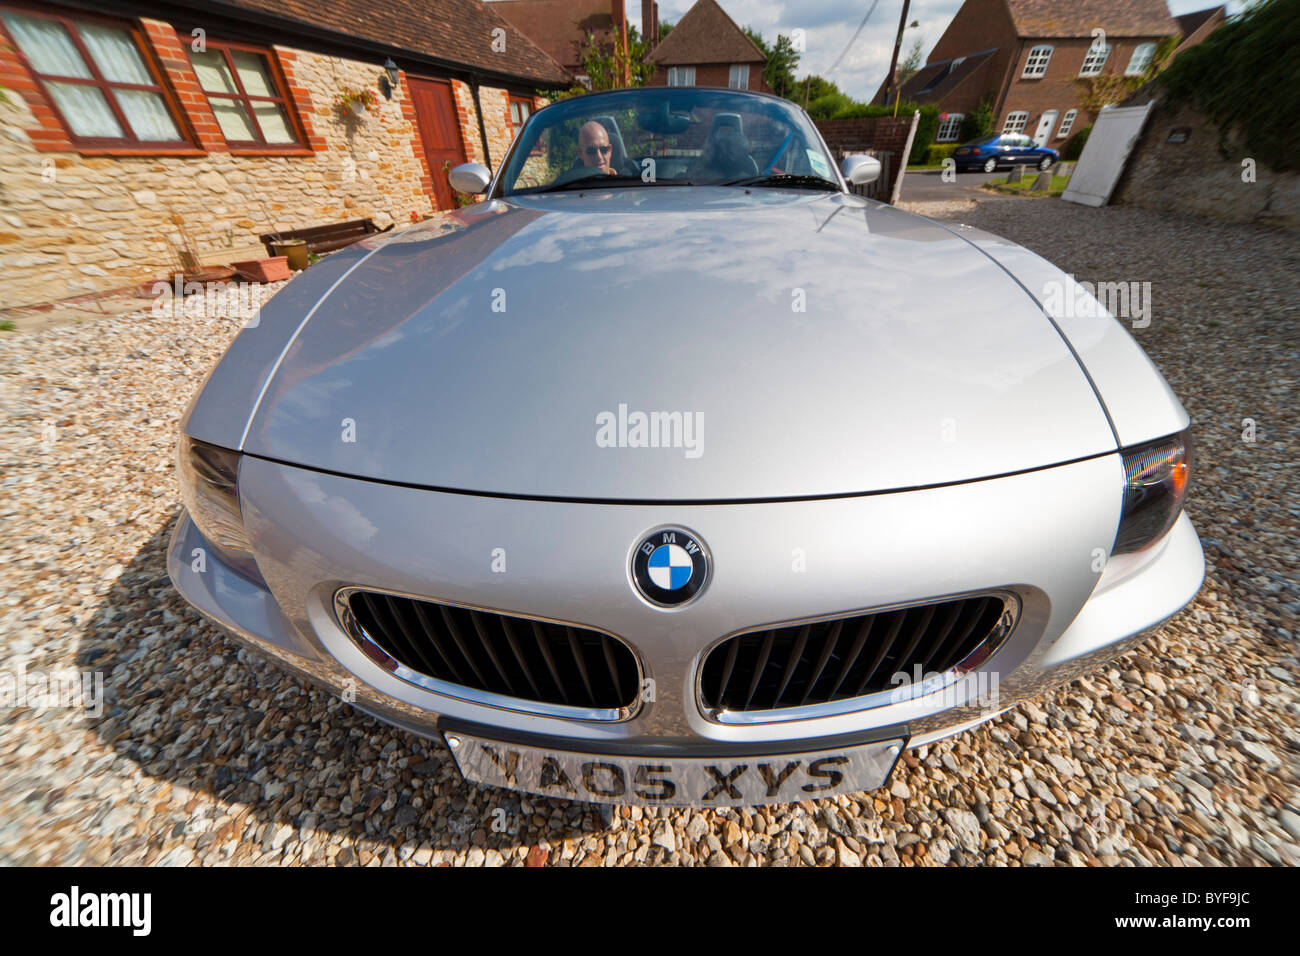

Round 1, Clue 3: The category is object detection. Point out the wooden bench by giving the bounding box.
[258,217,394,257]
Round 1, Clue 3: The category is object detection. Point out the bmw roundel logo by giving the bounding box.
[631,528,710,608]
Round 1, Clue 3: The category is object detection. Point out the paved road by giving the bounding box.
[898,167,1002,203]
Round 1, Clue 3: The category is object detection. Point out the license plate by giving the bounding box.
[445,732,906,807]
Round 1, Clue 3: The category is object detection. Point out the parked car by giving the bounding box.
[171,87,1201,807]
[953,132,1060,173]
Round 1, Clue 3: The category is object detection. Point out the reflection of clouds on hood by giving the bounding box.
[283,471,377,545]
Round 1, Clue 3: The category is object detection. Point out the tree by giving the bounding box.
[744,27,800,98]
[580,24,655,90]
[896,38,924,86]
[958,97,994,141]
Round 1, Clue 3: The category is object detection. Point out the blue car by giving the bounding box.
[953,133,1059,173]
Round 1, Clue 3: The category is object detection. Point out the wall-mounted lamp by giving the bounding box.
[379,58,399,99]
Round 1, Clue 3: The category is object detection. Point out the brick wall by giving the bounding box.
[815,114,917,202]
[645,62,769,93]
[1113,98,1300,230]
[1001,37,1167,150]
[0,19,497,308]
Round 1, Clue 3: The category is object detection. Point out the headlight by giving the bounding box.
[177,435,264,583]
[1114,431,1192,555]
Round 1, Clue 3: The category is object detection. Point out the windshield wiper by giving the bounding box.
[532,175,693,193]
[718,174,841,191]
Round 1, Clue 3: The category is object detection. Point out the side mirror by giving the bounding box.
[841,154,882,185]
[449,162,491,195]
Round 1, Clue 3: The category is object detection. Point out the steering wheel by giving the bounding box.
[552,164,615,186]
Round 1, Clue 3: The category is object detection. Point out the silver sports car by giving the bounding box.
[171,87,1203,807]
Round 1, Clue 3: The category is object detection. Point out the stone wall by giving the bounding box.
[0,26,457,308]
[1113,98,1300,230]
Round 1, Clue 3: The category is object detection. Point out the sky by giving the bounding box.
[628,0,1242,102]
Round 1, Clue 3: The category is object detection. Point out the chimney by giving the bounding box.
[642,0,658,47]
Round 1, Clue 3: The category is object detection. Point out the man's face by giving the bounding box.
[578,121,613,171]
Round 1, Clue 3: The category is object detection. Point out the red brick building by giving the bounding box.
[645,0,769,93]
[876,0,1195,152]
[490,0,628,86]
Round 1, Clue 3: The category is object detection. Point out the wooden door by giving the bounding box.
[408,76,468,210]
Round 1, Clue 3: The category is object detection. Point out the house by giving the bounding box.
[489,0,628,87]
[645,0,768,92]
[875,0,1185,151]
[0,0,569,308]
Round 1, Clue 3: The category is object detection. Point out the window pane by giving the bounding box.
[231,49,275,97]
[114,89,181,140]
[4,13,92,78]
[45,80,123,137]
[189,49,238,93]
[78,23,152,84]
[209,97,257,140]
[251,101,294,143]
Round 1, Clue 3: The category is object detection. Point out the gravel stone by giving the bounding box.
[1,198,1295,866]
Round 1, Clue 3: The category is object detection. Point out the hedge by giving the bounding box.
[925,144,958,165]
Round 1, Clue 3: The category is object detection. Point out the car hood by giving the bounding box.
[240,188,1115,500]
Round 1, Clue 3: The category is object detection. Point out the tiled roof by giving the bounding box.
[899,48,999,102]
[490,0,620,71]
[648,0,766,66]
[199,0,570,85]
[1005,0,1180,38]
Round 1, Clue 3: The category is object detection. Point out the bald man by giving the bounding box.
[577,120,618,175]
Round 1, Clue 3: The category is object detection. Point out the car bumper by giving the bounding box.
[168,452,1204,763]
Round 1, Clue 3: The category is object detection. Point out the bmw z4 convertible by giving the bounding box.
[171,87,1203,807]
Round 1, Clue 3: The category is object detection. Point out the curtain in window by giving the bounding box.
[115,89,181,140]
[45,80,122,138]
[78,23,151,84]
[3,13,89,77]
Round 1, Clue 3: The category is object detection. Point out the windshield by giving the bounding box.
[498,88,841,195]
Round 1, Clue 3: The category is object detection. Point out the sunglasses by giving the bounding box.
[583,145,613,157]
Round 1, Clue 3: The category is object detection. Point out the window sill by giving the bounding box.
[73,145,207,157]
[226,145,315,157]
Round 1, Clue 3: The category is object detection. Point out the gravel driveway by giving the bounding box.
[1,196,1296,866]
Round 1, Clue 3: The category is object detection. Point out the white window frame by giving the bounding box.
[1125,42,1157,76]
[1079,43,1111,77]
[1002,110,1029,134]
[727,64,750,89]
[1022,45,1053,78]
[667,66,695,87]
[1056,108,1077,138]
[934,113,964,142]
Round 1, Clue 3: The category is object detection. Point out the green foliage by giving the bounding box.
[792,75,843,107]
[1157,0,1298,171]
[744,27,800,98]
[896,39,925,87]
[926,143,958,165]
[908,103,940,165]
[659,20,674,40]
[959,98,994,141]
[580,25,655,90]
[1063,124,1091,160]
[807,91,857,120]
